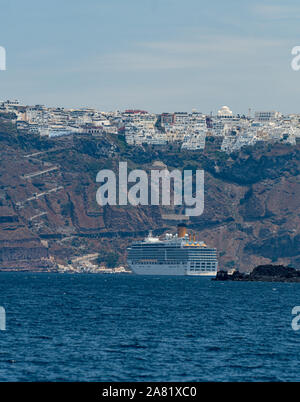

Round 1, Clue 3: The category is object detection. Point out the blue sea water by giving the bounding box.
[0,273,300,381]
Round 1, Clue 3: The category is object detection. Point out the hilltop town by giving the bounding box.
[1,100,300,152]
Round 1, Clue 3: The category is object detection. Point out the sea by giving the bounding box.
[0,273,300,382]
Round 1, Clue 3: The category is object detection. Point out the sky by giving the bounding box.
[0,0,300,114]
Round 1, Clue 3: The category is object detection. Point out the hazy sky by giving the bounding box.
[0,0,300,113]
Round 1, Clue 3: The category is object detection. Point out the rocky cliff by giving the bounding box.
[0,121,299,271]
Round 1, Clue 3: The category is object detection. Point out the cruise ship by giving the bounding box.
[127,225,218,276]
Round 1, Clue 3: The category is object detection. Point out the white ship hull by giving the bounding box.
[127,228,218,277]
[129,263,216,276]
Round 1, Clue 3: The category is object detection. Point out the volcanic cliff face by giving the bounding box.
[0,120,299,271]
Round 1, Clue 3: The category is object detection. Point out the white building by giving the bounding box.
[217,106,233,119]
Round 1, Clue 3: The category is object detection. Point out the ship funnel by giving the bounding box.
[177,223,187,238]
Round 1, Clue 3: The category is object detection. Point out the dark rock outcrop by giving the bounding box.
[214,265,300,282]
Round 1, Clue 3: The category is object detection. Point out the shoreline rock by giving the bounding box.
[213,264,300,282]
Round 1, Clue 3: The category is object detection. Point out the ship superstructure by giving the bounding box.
[127,225,218,276]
